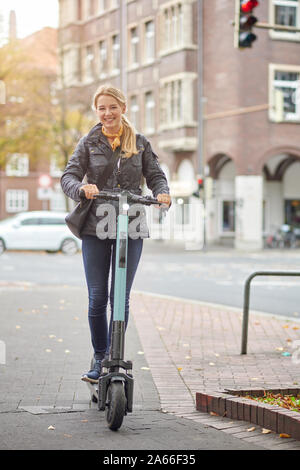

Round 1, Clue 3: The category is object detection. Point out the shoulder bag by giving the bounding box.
[65,147,121,239]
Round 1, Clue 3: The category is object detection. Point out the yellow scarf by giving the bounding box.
[102,124,123,151]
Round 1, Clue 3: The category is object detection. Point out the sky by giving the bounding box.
[0,0,59,40]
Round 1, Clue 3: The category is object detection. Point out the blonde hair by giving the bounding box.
[93,84,138,158]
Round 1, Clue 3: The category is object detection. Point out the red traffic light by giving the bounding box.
[241,1,259,13]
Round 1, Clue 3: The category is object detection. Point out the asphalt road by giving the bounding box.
[0,241,300,319]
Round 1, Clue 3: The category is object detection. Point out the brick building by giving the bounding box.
[0,26,63,220]
[58,0,300,249]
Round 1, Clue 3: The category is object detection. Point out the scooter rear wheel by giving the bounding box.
[106,381,126,431]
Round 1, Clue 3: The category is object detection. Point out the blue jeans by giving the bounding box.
[82,235,143,360]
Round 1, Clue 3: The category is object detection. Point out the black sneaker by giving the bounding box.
[81,359,102,384]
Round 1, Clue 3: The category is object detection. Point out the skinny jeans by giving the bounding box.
[82,235,143,360]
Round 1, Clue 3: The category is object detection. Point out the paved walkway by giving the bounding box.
[1,281,300,450]
[131,291,300,450]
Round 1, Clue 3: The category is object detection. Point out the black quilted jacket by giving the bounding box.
[61,123,170,238]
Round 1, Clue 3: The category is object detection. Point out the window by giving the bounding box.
[88,0,96,17]
[144,20,155,62]
[269,65,300,121]
[6,154,29,177]
[98,0,109,13]
[99,40,108,77]
[111,34,120,73]
[222,201,235,233]
[85,45,94,81]
[6,190,29,213]
[62,48,80,85]
[21,218,40,226]
[270,0,300,41]
[160,79,183,126]
[162,2,184,52]
[144,91,155,133]
[129,27,139,67]
[130,95,139,130]
[275,0,298,26]
[39,218,66,225]
[50,157,63,178]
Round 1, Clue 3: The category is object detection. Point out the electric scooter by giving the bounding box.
[82,189,163,431]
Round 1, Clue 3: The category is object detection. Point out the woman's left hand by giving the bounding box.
[157,193,172,207]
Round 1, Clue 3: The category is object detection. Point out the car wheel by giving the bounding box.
[61,238,78,255]
[0,239,5,255]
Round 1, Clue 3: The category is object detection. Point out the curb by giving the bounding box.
[196,388,300,441]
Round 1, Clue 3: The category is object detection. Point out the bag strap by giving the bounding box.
[96,147,122,190]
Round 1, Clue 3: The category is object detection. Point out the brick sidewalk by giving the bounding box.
[131,291,300,450]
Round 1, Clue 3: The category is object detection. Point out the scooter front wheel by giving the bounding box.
[106,381,126,431]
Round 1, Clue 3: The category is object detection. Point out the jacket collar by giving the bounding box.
[86,122,111,150]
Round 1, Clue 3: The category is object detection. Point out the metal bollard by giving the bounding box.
[241,271,300,355]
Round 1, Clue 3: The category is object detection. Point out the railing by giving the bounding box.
[241,271,300,355]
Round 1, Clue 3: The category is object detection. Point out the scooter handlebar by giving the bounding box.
[80,189,163,206]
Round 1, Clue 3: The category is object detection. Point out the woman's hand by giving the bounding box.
[80,184,99,199]
[157,193,171,208]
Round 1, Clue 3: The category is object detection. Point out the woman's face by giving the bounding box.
[96,94,126,134]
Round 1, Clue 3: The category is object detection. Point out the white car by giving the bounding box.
[0,211,81,255]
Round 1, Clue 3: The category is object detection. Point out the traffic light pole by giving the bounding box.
[197,0,206,251]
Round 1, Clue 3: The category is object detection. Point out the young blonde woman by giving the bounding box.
[61,85,171,383]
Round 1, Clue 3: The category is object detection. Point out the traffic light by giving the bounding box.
[192,176,204,198]
[234,0,259,48]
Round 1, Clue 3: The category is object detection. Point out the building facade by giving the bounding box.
[58,0,300,249]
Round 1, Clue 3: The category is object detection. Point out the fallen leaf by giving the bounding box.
[247,427,256,432]
[81,419,88,423]
[45,349,52,353]
[210,411,219,416]
[57,338,63,343]
[141,367,150,370]
[262,428,271,434]
[137,351,144,355]
[280,433,291,438]
[48,334,56,339]
[177,367,182,371]
[292,326,300,330]
[63,434,72,438]
[209,362,215,366]
[64,350,70,354]
[15,325,21,329]
[282,325,289,329]
[276,347,284,351]
[48,425,55,430]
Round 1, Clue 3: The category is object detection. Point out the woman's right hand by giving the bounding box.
[80,184,99,199]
